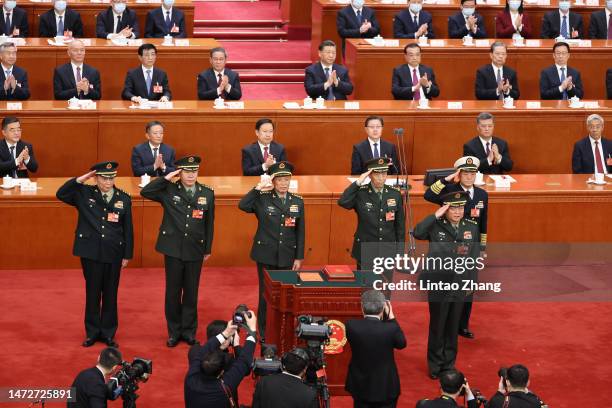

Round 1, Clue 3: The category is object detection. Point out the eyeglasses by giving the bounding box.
[366,125,383,129]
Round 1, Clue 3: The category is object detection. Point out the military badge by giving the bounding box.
[378,158,384,164]
[476,201,484,209]
[173,195,181,203]
[106,163,112,169]
[387,199,396,207]
[365,202,373,209]
[114,200,123,209]
[470,208,480,218]
[466,157,473,164]
[289,205,299,213]
[464,231,472,240]
[386,211,395,221]
[192,209,204,219]
[284,217,296,227]
[279,162,286,169]
[107,213,119,222]
[197,197,207,205]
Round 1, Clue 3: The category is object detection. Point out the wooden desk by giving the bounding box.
[4,100,612,177]
[20,0,194,39]
[345,38,612,100]
[0,175,609,269]
[311,0,599,60]
[14,38,219,100]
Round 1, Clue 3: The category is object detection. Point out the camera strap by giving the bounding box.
[220,379,236,408]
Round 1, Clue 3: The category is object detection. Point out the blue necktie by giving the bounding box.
[5,13,11,35]
[57,15,64,36]
[165,11,171,30]
[9,145,17,177]
[413,14,418,27]
[373,143,380,158]
[324,67,334,100]
[145,69,152,95]
[561,15,568,38]
[357,9,362,24]
[560,67,568,100]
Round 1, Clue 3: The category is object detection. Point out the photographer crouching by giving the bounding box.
[486,365,548,408]
[252,347,318,408]
[184,308,257,408]
[68,347,122,408]
[417,369,479,408]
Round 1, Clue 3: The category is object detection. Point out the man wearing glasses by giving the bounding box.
[351,115,400,175]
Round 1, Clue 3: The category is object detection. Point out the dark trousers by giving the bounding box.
[256,262,290,338]
[164,255,203,339]
[80,258,121,339]
[427,298,464,375]
[459,294,473,331]
[353,398,398,408]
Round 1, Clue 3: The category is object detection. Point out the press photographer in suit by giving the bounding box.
[486,365,547,408]
[345,289,407,408]
[68,347,122,408]
[417,369,478,408]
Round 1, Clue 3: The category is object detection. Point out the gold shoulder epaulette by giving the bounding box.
[388,185,400,191]
[464,218,478,225]
[430,179,445,195]
[260,190,271,195]
[291,193,303,199]
[201,184,214,191]
[360,185,369,189]
[116,188,130,198]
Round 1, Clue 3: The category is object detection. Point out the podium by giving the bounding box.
[263,269,377,395]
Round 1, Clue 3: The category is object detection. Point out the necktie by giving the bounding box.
[165,11,171,29]
[486,142,491,156]
[186,189,194,199]
[412,68,420,100]
[263,146,269,161]
[57,15,64,36]
[103,193,109,203]
[217,73,226,97]
[324,67,334,100]
[9,145,16,177]
[468,189,473,200]
[357,9,362,24]
[560,67,568,100]
[5,70,10,79]
[76,66,81,82]
[594,141,605,173]
[373,142,380,158]
[496,68,502,84]
[153,147,158,160]
[413,14,418,26]
[5,13,10,35]
[116,15,121,33]
[608,14,612,39]
[145,69,152,95]
[561,15,568,38]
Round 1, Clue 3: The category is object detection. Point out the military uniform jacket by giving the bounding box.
[337,181,405,261]
[140,177,215,261]
[424,179,488,250]
[56,178,133,263]
[238,188,305,266]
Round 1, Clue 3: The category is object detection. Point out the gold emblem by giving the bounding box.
[324,320,347,355]
[455,193,461,199]
[466,158,473,165]
[279,162,286,169]
[188,156,195,163]
[378,158,384,165]
[106,163,112,169]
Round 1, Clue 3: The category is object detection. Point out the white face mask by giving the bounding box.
[508,0,521,11]
[3,0,16,11]
[606,0,612,9]
[163,0,174,7]
[352,0,364,9]
[558,1,570,11]
[409,3,423,13]
[462,7,475,17]
[54,0,67,12]
[113,2,126,13]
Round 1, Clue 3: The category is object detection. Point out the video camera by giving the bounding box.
[107,358,152,408]
[252,343,282,377]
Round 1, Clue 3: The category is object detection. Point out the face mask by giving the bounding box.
[352,0,364,9]
[409,3,423,13]
[508,0,521,11]
[113,2,126,13]
[54,0,67,12]
[606,0,612,9]
[163,0,174,7]
[462,7,475,17]
[3,1,16,11]
[558,1,570,11]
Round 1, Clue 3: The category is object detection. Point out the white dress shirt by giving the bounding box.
[214,69,232,95]
[258,141,273,171]
[55,11,66,34]
[408,64,429,99]
[6,140,29,165]
[368,137,382,158]
[555,64,569,93]
[479,136,500,165]
[590,136,608,174]
[1,62,12,78]
[558,9,571,36]
[410,11,420,38]
[71,62,83,82]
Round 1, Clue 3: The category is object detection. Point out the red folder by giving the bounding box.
[323,265,355,281]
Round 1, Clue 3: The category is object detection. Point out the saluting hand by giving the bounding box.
[445,169,460,183]
[356,169,372,186]
[164,169,182,181]
[76,170,97,183]
[435,203,450,219]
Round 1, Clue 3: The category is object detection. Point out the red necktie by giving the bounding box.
[76,66,81,82]
[217,72,226,98]
[594,141,605,173]
[412,68,420,100]
[608,15,612,40]
[263,146,269,161]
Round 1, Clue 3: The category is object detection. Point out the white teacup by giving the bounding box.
[214,97,224,108]
[54,35,65,44]
[594,173,605,184]
[503,97,514,108]
[315,96,325,108]
[418,98,429,108]
[2,175,13,187]
[463,35,473,45]
[512,36,524,46]
[163,35,173,45]
[303,97,313,108]
[141,174,151,186]
[569,96,580,107]
[418,36,428,45]
[475,172,484,185]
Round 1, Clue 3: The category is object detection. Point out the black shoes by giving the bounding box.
[183,336,197,346]
[104,338,119,348]
[167,337,180,347]
[429,373,439,380]
[458,329,475,339]
[82,337,96,347]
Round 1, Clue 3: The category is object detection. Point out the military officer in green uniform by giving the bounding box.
[238,161,305,338]
[140,155,215,347]
[56,161,133,348]
[413,191,480,379]
[338,157,405,284]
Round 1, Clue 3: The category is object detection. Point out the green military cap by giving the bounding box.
[90,161,118,178]
[268,161,294,178]
[453,156,480,172]
[441,191,469,207]
[175,155,201,171]
[365,157,391,172]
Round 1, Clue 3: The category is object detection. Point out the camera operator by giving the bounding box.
[184,310,257,408]
[252,347,318,408]
[417,369,478,408]
[188,320,242,363]
[486,365,547,408]
[68,347,122,408]
[345,289,406,408]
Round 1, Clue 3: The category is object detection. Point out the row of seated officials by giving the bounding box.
[2,113,610,182]
[0,0,186,38]
[1,37,611,102]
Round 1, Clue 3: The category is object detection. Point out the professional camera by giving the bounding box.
[233,304,253,326]
[295,315,332,408]
[471,389,488,406]
[252,343,282,377]
[295,315,332,342]
[107,358,152,408]
[499,367,509,390]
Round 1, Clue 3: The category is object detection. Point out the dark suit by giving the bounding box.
[351,139,400,175]
[495,9,533,38]
[391,64,440,100]
[121,66,171,100]
[38,8,84,37]
[56,178,133,340]
[475,64,520,100]
[336,5,380,56]
[67,367,107,408]
[241,141,287,176]
[541,10,584,38]
[607,68,612,99]
[486,390,547,408]
[588,9,609,39]
[304,62,353,100]
[0,139,38,178]
[572,136,612,174]
[0,7,28,37]
[463,136,513,174]
[140,177,215,339]
[130,141,176,176]
[539,65,583,100]
[448,11,487,38]
[53,63,101,100]
[393,9,434,38]
[419,396,479,408]
[0,65,30,100]
[95,7,139,39]
[252,373,318,408]
[345,317,406,406]
[185,335,256,408]
[197,68,242,100]
[144,6,186,38]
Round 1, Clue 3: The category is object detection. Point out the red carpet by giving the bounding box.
[195,1,281,21]
[1,268,610,407]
